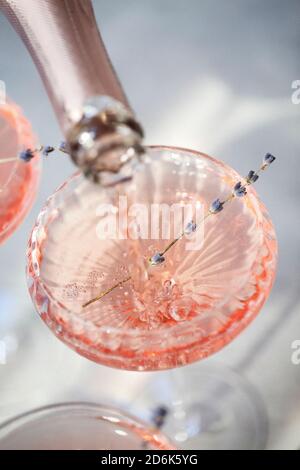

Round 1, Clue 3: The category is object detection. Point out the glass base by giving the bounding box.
[128,362,268,450]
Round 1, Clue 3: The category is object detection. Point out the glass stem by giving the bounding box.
[0,0,129,134]
[167,368,190,439]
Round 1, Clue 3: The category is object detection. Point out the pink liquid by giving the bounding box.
[0,102,40,244]
[0,403,175,450]
[27,147,277,370]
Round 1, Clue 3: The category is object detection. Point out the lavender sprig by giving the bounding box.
[0,142,69,165]
[82,153,276,307]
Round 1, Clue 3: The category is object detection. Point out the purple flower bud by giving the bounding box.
[152,406,169,429]
[42,145,55,156]
[184,221,197,234]
[233,181,247,197]
[210,198,224,214]
[19,148,35,162]
[59,141,69,154]
[263,153,276,165]
[246,170,259,184]
[149,252,165,266]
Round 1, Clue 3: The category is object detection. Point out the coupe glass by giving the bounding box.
[0,100,40,244]
[27,146,277,370]
[0,402,174,450]
[26,146,277,449]
[0,100,40,388]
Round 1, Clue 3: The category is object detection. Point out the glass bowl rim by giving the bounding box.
[26,145,275,342]
[0,100,41,241]
[0,401,174,449]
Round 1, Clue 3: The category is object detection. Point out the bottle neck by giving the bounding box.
[1,0,129,134]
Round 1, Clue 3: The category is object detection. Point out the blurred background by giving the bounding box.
[0,0,299,449]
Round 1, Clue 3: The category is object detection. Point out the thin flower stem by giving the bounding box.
[0,143,69,166]
[82,275,131,308]
[82,153,276,308]
[0,156,19,164]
